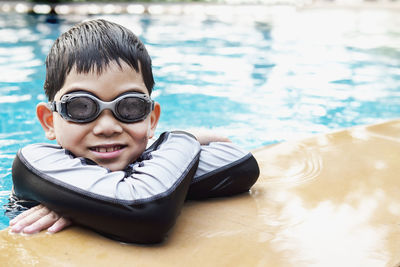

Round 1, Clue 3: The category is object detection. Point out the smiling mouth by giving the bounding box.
[90,145,126,153]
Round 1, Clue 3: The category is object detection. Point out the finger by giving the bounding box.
[22,211,61,234]
[214,136,231,142]
[11,206,51,233]
[47,217,72,233]
[9,204,44,226]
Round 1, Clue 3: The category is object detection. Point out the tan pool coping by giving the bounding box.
[1,118,400,266]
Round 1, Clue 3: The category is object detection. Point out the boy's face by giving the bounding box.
[38,61,160,171]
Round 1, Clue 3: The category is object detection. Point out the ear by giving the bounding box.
[36,102,56,140]
[148,102,161,139]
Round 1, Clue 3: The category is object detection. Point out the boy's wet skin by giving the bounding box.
[37,62,161,172]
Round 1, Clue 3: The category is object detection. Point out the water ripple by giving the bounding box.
[257,142,323,185]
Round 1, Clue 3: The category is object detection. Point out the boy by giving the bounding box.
[9,19,259,243]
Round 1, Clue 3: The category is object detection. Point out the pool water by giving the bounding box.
[1,7,400,229]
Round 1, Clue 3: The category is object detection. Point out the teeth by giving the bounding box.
[93,146,121,153]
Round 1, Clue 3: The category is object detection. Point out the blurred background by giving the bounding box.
[0,0,400,228]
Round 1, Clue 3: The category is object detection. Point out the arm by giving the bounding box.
[188,141,260,200]
[10,131,259,238]
[12,131,200,243]
[186,129,260,199]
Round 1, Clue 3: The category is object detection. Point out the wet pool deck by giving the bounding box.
[1,119,399,266]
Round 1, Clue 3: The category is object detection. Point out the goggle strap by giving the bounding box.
[49,101,57,112]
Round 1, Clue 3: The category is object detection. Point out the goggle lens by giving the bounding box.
[67,96,98,120]
[116,97,147,121]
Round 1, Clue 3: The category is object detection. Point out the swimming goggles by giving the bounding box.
[50,92,154,123]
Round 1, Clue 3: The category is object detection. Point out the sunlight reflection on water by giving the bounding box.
[0,7,400,228]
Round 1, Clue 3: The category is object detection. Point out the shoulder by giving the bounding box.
[18,143,89,170]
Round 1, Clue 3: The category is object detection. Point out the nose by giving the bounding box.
[92,110,123,137]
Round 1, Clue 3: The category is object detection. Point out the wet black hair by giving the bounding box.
[44,19,154,101]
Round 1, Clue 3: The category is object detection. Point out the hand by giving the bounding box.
[189,129,231,145]
[9,204,71,234]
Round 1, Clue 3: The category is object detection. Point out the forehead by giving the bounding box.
[55,61,148,101]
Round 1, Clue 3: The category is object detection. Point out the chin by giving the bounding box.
[105,164,125,172]
[92,161,125,172]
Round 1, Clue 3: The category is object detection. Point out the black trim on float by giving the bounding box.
[187,153,260,200]
[10,131,260,244]
[12,132,200,244]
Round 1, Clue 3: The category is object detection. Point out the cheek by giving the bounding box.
[127,120,152,139]
[52,117,65,146]
[53,117,87,148]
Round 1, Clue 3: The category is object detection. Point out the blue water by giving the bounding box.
[1,8,400,229]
